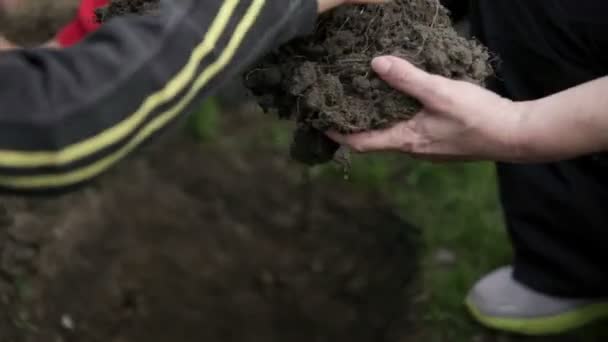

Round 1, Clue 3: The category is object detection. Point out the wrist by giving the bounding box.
[509,97,593,163]
[502,99,534,163]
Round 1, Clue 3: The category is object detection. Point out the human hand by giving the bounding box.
[328,56,528,162]
[317,0,389,13]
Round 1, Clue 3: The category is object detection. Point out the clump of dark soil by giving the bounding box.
[0,110,419,342]
[94,0,159,23]
[245,0,492,164]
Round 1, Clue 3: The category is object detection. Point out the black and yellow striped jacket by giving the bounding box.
[0,0,316,192]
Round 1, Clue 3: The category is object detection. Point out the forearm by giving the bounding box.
[517,76,608,161]
[0,0,316,192]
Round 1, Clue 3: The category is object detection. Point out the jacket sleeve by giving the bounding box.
[0,0,317,192]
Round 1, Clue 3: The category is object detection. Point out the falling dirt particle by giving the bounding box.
[335,258,357,276]
[310,259,325,274]
[60,314,75,330]
[257,270,276,288]
[344,274,369,297]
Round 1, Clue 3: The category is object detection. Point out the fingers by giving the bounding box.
[327,121,415,153]
[371,56,453,109]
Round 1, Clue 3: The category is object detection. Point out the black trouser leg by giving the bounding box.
[497,156,608,298]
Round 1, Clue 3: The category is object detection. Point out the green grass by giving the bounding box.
[187,98,221,141]
[192,103,509,339]
[339,153,608,341]
[193,104,608,341]
[344,154,511,340]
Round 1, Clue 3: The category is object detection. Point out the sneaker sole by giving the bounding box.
[465,298,608,335]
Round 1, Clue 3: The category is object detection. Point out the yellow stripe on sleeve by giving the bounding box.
[0,0,239,169]
[0,0,266,189]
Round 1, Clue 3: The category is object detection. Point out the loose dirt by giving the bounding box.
[245,0,492,164]
[95,0,159,22]
[0,110,419,342]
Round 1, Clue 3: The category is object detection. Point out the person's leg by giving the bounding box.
[499,157,608,297]
[466,156,608,335]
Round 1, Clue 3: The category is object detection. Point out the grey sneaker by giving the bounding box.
[465,266,608,335]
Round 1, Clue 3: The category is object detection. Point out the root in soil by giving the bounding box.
[245,0,493,165]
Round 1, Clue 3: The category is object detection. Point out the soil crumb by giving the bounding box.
[245,0,493,164]
[95,0,159,23]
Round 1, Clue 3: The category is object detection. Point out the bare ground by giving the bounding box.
[0,109,419,342]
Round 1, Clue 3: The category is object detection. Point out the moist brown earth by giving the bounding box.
[245,0,493,164]
[0,110,419,342]
[95,0,159,23]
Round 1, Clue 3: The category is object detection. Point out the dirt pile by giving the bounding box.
[245,0,492,164]
[0,110,419,341]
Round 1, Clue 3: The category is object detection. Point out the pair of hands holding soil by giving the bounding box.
[0,0,525,163]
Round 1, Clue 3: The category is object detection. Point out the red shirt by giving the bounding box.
[56,0,108,47]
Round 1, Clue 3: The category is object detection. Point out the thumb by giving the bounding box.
[371,56,450,107]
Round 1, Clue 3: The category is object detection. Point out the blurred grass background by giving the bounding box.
[188,98,608,341]
[346,155,511,341]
